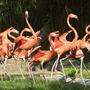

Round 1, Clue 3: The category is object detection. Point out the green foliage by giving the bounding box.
[0,0,90,50]
[0,0,66,31]
[0,79,90,90]
[65,67,76,77]
[0,0,89,34]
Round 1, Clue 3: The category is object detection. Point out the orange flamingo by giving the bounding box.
[28,47,56,71]
[28,46,56,80]
[14,10,41,51]
[0,27,19,60]
[49,13,79,79]
[0,27,19,45]
[51,24,90,85]
[14,28,41,50]
[13,27,41,79]
[0,27,19,79]
[28,30,71,78]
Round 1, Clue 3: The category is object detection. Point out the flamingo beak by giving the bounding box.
[10,27,19,34]
[14,29,19,34]
[75,15,79,20]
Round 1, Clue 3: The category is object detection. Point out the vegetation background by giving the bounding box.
[0,0,90,49]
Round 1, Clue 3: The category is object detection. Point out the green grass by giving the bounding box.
[0,60,90,90]
[0,78,90,90]
[64,67,90,78]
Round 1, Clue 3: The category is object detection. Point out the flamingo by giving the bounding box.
[28,47,56,71]
[14,27,41,61]
[51,24,90,85]
[49,13,79,79]
[14,10,41,51]
[27,30,72,79]
[0,27,19,80]
[13,27,41,79]
[12,11,42,78]
[0,27,19,61]
[13,27,41,59]
[0,27,19,44]
[28,45,56,80]
[14,28,41,50]
[25,10,37,38]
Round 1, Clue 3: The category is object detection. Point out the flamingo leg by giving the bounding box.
[4,57,11,80]
[51,55,60,78]
[68,59,78,76]
[1,64,3,81]
[51,55,67,78]
[31,66,35,84]
[28,63,35,84]
[17,58,25,79]
[40,61,46,81]
[14,56,25,79]
[54,56,69,71]
[54,59,59,71]
[22,58,26,63]
[80,57,86,86]
[60,58,67,81]
[83,62,89,75]
[28,62,32,78]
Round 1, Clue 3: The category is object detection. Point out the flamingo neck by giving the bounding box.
[85,25,90,34]
[83,25,90,42]
[67,16,78,41]
[8,32,16,41]
[20,28,31,36]
[25,17,36,38]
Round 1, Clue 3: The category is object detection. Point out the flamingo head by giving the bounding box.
[85,24,90,34]
[23,28,30,32]
[49,31,59,38]
[68,13,78,20]
[25,10,29,18]
[35,31,40,36]
[20,28,31,36]
[9,28,19,37]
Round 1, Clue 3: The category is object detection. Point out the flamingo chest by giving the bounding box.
[19,39,38,49]
[53,40,64,49]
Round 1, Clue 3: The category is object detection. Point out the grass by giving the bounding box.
[64,67,90,78]
[0,78,90,90]
[0,59,90,90]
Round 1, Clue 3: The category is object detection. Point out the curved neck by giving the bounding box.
[85,25,90,34]
[48,35,54,48]
[25,17,36,38]
[48,35,53,45]
[67,16,78,41]
[59,30,72,42]
[83,25,90,42]
[8,32,16,41]
[20,28,31,36]
[83,34,88,43]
